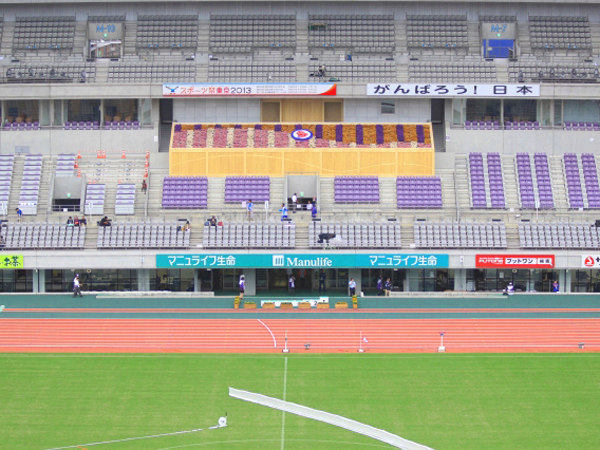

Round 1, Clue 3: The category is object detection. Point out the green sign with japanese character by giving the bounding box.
[0,254,24,269]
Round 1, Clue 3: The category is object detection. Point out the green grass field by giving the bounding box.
[1,354,599,450]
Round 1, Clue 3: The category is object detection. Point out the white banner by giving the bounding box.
[367,83,540,97]
[582,255,600,268]
[163,83,337,97]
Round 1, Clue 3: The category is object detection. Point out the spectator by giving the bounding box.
[279,203,288,221]
[384,278,392,296]
[319,270,326,292]
[66,216,74,226]
[80,215,87,226]
[376,276,383,296]
[239,275,245,300]
[306,200,312,212]
[141,179,147,194]
[183,221,191,232]
[73,216,80,227]
[318,64,326,77]
[99,216,111,227]
[15,207,22,222]
[552,280,560,293]
[247,199,253,220]
[0,235,5,249]
[348,278,357,297]
[73,273,83,298]
[291,193,298,213]
[288,275,296,296]
[311,203,317,219]
[210,216,217,227]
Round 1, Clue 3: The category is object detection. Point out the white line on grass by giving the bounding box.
[281,356,288,450]
[157,438,396,449]
[257,319,277,347]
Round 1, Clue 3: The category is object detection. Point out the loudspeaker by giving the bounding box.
[318,233,336,243]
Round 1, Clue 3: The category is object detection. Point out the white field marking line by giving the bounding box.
[157,438,395,449]
[44,427,214,449]
[281,356,288,450]
[230,387,433,450]
[257,319,277,347]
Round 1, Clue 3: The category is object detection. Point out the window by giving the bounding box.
[563,100,600,124]
[465,99,500,123]
[381,101,395,115]
[67,99,100,123]
[452,98,466,126]
[5,100,39,124]
[503,99,537,123]
[104,99,138,123]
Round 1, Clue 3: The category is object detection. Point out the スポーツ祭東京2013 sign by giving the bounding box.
[367,83,540,97]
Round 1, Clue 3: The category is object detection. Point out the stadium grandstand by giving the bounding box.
[1,0,600,295]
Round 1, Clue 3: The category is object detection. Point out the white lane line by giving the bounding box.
[281,356,288,450]
[257,319,277,347]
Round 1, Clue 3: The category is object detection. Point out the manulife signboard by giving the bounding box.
[156,253,449,269]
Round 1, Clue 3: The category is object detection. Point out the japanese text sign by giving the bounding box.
[367,83,540,97]
[0,254,24,269]
[476,254,555,269]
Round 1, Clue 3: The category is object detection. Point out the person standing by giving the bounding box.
[15,207,22,223]
[552,280,559,293]
[73,274,82,298]
[279,203,288,222]
[376,276,383,296]
[291,193,298,213]
[384,278,392,296]
[319,270,326,293]
[288,275,296,296]
[348,278,357,297]
[247,199,253,221]
[239,275,245,300]
[142,179,147,194]
[311,202,317,219]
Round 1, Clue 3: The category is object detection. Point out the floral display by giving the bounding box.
[171,124,434,149]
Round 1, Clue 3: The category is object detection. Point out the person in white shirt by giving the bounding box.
[291,193,298,213]
[348,278,357,296]
[73,274,82,298]
[239,275,245,300]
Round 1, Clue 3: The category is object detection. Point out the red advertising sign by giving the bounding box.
[476,254,555,269]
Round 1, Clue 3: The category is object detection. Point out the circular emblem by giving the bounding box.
[584,256,595,267]
[291,129,313,140]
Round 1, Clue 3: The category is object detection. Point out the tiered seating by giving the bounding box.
[0,155,15,215]
[468,153,487,208]
[519,222,600,249]
[162,177,208,209]
[334,176,379,203]
[102,121,140,130]
[397,177,442,209]
[63,121,100,130]
[309,221,401,249]
[504,121,541,130]
[108,63,196,83]
[564,122,600,131]
[581,154,600,208]
[516,153,535,208]
[308,15,394,54]
[5,63,96,84]
[564,153,584,208]
[115,184,136,215]
[84,184,106,216]
[487,153,505,208]
[172,124,433,149]
[1,223,85,249]
[208,61,296,82]
[224,176,270,203]
[409,62,496,82]
[55,154,75,177]
[406,15,468,49]
[308,61,395,82]
[414,221,507,249]
[508,61,598,82]
[534,153,554,209]
[136,15,198,49]
[464,121,501,130]
[529,16,591,51]
[3,120,40,130]
[203,222,295,249]
[13,16,75,50]
[98,222,189,249]
[210,15,296,53]
[19,154,43,215]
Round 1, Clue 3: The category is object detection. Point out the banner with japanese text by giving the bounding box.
[367,83,540,97]
[476,254,555,269]
[156,253,449,269]
[0,254,24,269]
[163,83,337,97]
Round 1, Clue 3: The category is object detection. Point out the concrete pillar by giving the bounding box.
[34,269,45,293]
[562,269,570,293]
[348,268,361,296]
[453,269,467,291]
[243,269,256,296]
[405,270,411,292]
[137,269,150,291]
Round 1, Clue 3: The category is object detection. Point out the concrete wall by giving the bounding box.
[344,99,431,123]
[173,99,261,123]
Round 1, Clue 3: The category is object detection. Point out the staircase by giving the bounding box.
[123,21,138,57]
[495,63,509,83]
[454,154,471,211]
[395,21,408,57]
[94,59,109,83]
[319,177,335,214]
[294,222,309,248]
[467,22,481,55]
[379,177,397,210]
[438,170,457,215]
[159,123,172,152]
[37,157,55,217]
[147,168,168,217]
[6,156,24,222]
[432,123,445,152]
[549,155,569,210]
[501,155,520,209]
[517,22,532,56]
[73,22,87,57]
[0,21,14,57]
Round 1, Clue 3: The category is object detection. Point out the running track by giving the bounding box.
[1,318,599,353]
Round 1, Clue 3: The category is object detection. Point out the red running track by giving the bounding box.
[1,318,600,353]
